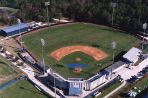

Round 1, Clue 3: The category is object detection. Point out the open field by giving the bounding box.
[23,23,140,79]
[0,56,17,85]
[0,80,48,98]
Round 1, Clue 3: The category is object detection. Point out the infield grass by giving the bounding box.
[23,23,139,79]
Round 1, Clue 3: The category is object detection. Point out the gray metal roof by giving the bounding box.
[87,72,106,83]
[123,47,142,63]
[105,61,125,73]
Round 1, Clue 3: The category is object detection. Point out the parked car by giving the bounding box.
[136,73,143,79]
[127,76,138,83]
[141,69,148,75]
[92,91,101,97]
[143,67,148,71]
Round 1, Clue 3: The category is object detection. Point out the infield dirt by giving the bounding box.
[50,45,108,61]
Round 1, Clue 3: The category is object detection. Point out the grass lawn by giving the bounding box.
[135,75,148,88]
[0,80,48,98]
[97,82,121,98]
[111,75,148,98]
[0,56,17,85]
[23,23,139,79]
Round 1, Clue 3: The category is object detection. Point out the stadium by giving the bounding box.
[15,22,140,96]
[0,1,148,98]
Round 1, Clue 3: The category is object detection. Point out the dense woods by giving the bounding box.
[0,0,148,33]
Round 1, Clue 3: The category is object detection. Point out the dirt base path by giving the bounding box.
[50,45,108,61]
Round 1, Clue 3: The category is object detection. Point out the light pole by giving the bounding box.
[142,23,147,50]
[111,41,117,78]
[17,18,23,47]
[111,2,116,26]
[40,38,45,75]
[45,1,50,26]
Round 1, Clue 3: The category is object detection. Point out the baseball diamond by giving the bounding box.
[50,45,108,61]
[22,23,139,79]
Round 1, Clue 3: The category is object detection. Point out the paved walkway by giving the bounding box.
[117,58,148,81]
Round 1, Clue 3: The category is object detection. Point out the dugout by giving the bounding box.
[0,23,29,36]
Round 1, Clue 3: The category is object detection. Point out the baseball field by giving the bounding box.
[22,23,139,79]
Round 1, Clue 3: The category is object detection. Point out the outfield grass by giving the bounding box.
[23,23,139,79]
[0,80,48,98]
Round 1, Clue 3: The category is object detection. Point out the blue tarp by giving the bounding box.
[0,78,19,90]
[0,76,26,90]
[67,64,87,68]
[1,23,29,36]
[69,87,82,96]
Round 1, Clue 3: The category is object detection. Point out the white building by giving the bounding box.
[85,73,107,90]
[123,47,142,64]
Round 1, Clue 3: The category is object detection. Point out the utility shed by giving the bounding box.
[0,23,29,36]
[123,47,142,64]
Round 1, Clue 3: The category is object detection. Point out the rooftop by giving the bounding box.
[1,23,29,33]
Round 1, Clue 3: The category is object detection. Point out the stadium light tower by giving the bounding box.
[111,2,117,26]
[111,41,117,78]
[40,38,45,75]
[111,41,117,63]
[17,18,24,48]
[142,23,147,50]
[45,1,50,26]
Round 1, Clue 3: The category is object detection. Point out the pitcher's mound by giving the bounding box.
[75,57,82,62]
